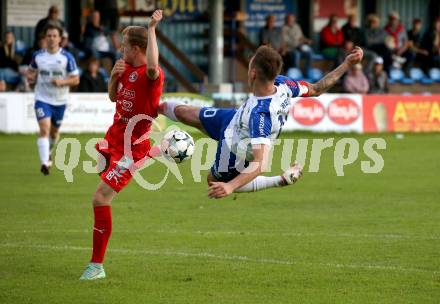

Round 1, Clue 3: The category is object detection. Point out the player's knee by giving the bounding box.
[93,189,110,206]
[39,129,50,137]
[174,105,189,122]
[175,106,200,127]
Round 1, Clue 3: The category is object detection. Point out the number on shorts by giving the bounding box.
[203,109,217,117]
[36,107,45,118]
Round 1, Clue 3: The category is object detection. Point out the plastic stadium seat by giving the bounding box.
[312,53,324,61]
[78,51,86,60]
[287,67,303,80]
[98,67,110,82]
[409,68,424,81]
[388,78,396,85]
[307,68,323,82]
[15,40,27,56]
[389,68,414,85]
[410,68,434,84]
[429,68,440,82]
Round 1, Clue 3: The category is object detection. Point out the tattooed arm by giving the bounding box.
[308,46,364,96]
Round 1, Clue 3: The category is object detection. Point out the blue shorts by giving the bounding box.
[34,100,67,128]
[199,107,249,182]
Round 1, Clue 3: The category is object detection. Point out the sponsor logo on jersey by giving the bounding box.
[259,113,265,135]
[105,156,134,184]
[121,100,133,111]
[122,88,135,99]
[292,98,325,125]
[328,98,360,125]
[129,71,138,82]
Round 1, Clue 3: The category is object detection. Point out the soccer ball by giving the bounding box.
[161,130,195,163]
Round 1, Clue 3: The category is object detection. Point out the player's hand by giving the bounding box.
[51,78,64,87]
[208,181,234,199]
[149,10,163,28]
[111,59,126,78]
[344,46,364,66]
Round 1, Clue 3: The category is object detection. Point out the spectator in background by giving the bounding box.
[320,14,344,60]
[22,34,47,66]
[0,31,22,91]
[342,14,366,46]
[407,19,430,72]
[78,57,107,92]
[336,39,355,66]
[34,5,65,48]
[384,11,414,73]
[259,15,282,51]
[365,14,392,72]
[280,14,313,74]
[83,10,117,63]
[343,63,369,94]
[368,57,388,93]
[94,0,120,32]
[422,17,440,68]
[61,31,80,63]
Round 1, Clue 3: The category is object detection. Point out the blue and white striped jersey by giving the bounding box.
[29,48,79,106]
[224,75,309,161]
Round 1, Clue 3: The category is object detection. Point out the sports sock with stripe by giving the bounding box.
[91,205,112,263]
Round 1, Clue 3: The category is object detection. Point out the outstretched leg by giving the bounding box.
[233,162,304,193]
[159,102,207,134]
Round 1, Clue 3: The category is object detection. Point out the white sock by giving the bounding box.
[162,101,184,121]
[37,137,50,166]
[234,176,284,193]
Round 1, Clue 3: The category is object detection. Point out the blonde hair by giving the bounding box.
[122,26,148,50]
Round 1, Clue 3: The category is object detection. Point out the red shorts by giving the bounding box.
[95,140,161,192]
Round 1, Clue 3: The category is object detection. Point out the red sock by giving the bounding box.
[91,205,112,263]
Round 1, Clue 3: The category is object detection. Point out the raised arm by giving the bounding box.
[146,10,162,80]
[308,46,363,96]
[108,59,125,102]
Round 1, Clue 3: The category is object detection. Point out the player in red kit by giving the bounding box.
[80,10,164,280]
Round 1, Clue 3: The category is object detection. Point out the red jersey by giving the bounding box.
[105,64,164,161]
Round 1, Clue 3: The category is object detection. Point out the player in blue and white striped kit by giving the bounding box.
[160,45,363,198]
[27,24,79,175]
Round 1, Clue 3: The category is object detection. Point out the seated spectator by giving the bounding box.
[336,40,355,66]
[83,10,117,63]
[281,14,313,74]
[343,63,369,94]
[61,31,80,63]
[78,58,107,92]
[368,57,388,94]
[365,14,393,72]
[384,11,414,73]
[259,15,282,51]
[407,19,430,72]
[320,14,344,60]
[34,5,65,49]
[342,14,366,46]
[22,34,47,66]
[422,17,440,68]
[0,31,22,91]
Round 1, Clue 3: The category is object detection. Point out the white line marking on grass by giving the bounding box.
[3,229,439,241]
[0,243,438,275]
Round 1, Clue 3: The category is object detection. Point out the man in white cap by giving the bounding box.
[384,11,414,73]
[368,57,389,93]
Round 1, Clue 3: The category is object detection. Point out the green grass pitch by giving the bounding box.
[0,132,439,303]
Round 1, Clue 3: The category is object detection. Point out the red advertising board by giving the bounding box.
[363,95,440,132]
